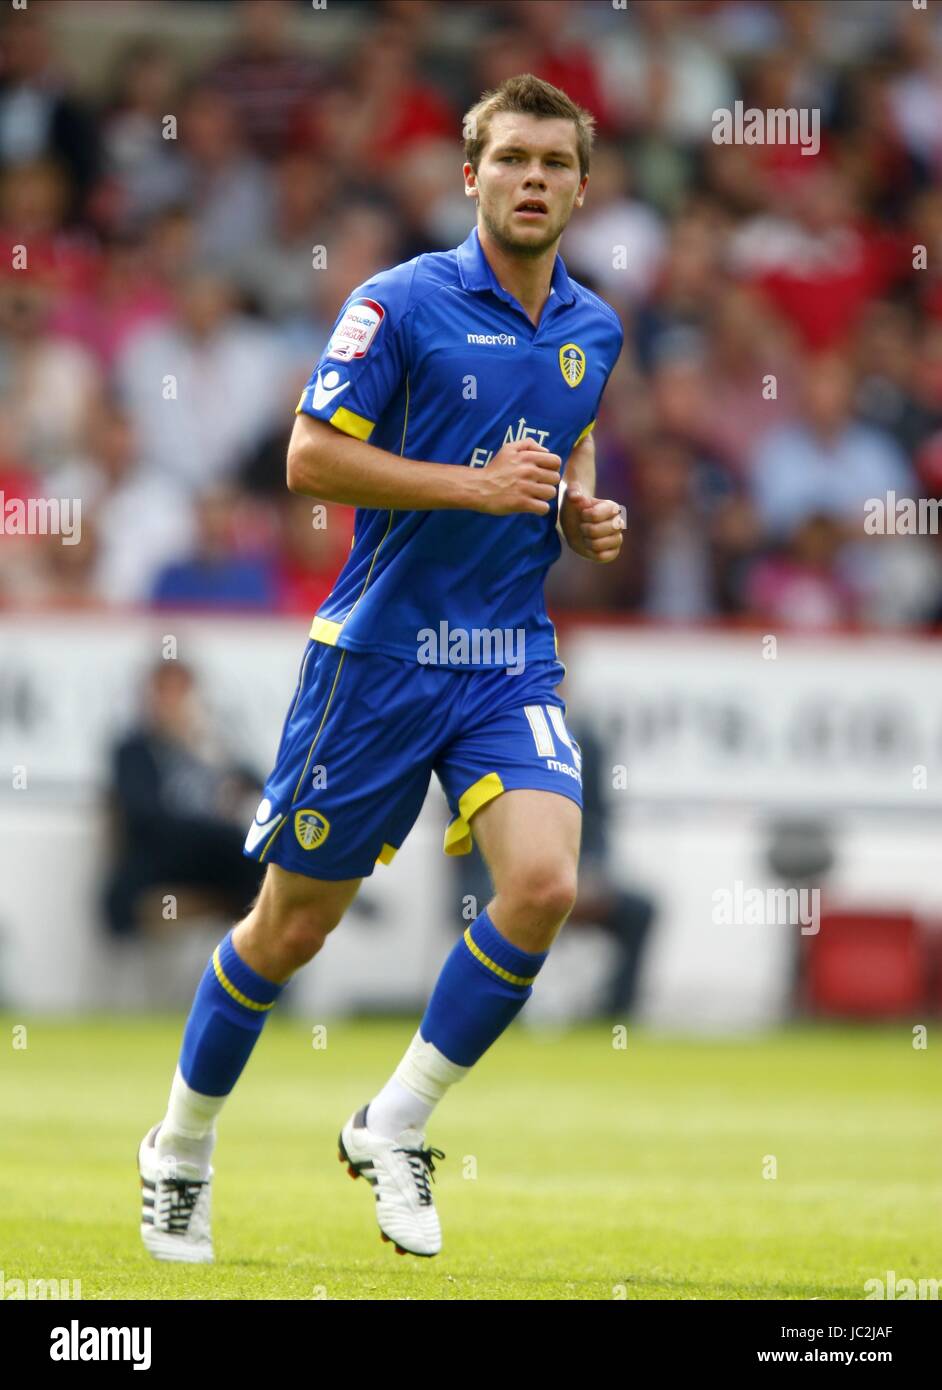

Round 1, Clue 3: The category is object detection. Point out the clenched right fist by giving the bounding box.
[470,439,563,517]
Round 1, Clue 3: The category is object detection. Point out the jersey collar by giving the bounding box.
[456,224,576,310]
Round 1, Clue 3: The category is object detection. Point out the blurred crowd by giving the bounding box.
[1,0,941,630]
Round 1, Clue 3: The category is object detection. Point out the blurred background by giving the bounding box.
[1,0,941,1031]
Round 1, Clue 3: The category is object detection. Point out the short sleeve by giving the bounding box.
[295,266,412,441]
[575,318,623,446]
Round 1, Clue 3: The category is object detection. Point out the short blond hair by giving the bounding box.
[463,73,595,180]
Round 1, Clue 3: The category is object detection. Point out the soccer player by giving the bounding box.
[139,74,625,1262]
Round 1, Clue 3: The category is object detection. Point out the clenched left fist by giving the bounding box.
[559,483,625,563]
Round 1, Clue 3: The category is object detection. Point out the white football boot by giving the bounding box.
[338,1104,445,1257]
[138,1123,214,1263]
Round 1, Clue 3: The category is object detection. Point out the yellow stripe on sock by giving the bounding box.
[462,927,537,987]
[212,947,276,1012]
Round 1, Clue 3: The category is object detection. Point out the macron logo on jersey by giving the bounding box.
[467,332,517,346]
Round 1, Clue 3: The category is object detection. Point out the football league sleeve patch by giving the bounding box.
[296,271,411,442]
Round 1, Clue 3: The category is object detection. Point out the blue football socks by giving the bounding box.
[419,908,548,1066]
[178,930,284,1096]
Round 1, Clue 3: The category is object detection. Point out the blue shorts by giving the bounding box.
[243,638,583,881]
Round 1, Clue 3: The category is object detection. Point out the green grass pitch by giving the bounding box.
[1,1015,938,1300]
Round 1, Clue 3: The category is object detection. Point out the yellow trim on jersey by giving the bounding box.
[293,383,375,442]
[574,418,596,447]
[355,510,394,608]
[398,372,411,455]
[376,842,398,865]
[463,926,537,987]
[443,771,505,856]
[308,374,410,649]
[212,946,276,1012]
[310,615,343,645]
[330,404,375,440]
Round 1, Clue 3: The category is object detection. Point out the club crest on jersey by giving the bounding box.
[326,297,385,362]
[294,808,331,850]
[558,343,586,388]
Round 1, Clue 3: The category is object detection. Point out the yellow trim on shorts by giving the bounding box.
[259,651,348,862]
[443,771,505,856]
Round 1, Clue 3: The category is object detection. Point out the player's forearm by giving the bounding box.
[287,419,481,511]
[557,433,596,537]
[563,433,596,498]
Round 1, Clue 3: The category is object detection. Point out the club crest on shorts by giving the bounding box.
[294,808,331,850]
[558,342,586,388]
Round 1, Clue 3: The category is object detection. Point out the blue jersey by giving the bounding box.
[295,225,624,668]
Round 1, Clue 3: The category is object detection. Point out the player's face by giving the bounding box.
[466,112,588,257]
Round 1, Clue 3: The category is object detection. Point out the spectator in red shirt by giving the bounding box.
[732,166,905,350]
[273,495,355,618]
[203,0,323,158]
[291,18,454,176]
[508,0,615,136]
